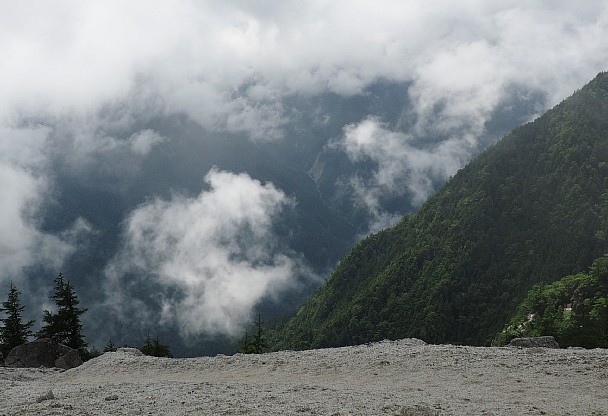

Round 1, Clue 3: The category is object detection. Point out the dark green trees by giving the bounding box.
[496,254,608,348]
[0,282,35,356]
[37,273,88,353]
[140,334,172,357]
[103,339,117,352]
[238,314,268,354]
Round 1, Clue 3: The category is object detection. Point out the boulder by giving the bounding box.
[116,347,144,356]
[508,336,560,349]
[5,338,83,369]
[55,348,84,369]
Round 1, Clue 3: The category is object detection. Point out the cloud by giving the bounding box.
[129,129,166,155]
[0,161,90,284]
[2,1,606,138]
[2,1,605,195]
[105,168,311,336]
[0,123,94,284]
[334,117,474,230]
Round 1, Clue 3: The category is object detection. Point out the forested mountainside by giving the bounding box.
[495,253,608,348]
[274,72,608,350]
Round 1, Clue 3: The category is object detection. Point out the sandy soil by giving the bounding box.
[1,339,607,415]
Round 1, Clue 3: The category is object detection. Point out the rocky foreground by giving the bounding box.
[1,339,607,415]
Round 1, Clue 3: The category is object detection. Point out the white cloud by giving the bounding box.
[106,168,310,336]
[0,123,93,283]
[0,125,50,169]
[129,129,166,155]
[336,117,474,230]
[0,162,86,284]
[2,2,605,195]
[2,1,606,138]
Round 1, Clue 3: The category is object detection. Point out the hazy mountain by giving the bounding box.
[13,80,544,356]
[2,3,608,357]
[273,72,608,350]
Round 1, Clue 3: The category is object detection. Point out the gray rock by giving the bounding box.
[55,348,84,370]
[5,338,83,369]
[36,390,55,403]
[508,336,560,349]
[116,347,144,356]
[395,338,427,346]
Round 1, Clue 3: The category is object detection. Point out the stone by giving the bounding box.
[5,338,83,369]
[116,347,144,356]
[55,348,84,370]
[508,336,560,349]
[36,390,55,403]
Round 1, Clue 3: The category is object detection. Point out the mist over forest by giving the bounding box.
[1,1,607,355]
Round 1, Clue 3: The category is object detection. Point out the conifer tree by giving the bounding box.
[103,339,117,352]
[139,334,172,357]
[238,314,268,354]
[250,314,268,354]
[0,282,35,356]
[37,273,88,352]
[237,329,253,354]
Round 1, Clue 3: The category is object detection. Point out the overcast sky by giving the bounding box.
[1,0,607,338]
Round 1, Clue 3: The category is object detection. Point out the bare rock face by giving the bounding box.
[5,338,83,369]
[508,336,560,349]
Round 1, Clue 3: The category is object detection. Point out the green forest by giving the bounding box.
[495,253,608,348]
[273,71,608,350]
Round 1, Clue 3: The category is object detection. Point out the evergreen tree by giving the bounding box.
[0,282,35,356]
[37,273,88,352]
[140,334,172,357]
[251,314,268,354]
[238,314,268,354]
[103,339,117,352]
[237,329,253,354]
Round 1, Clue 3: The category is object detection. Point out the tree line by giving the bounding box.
[1,273,271,359]
[0,273,173,359]
[0,273,87,358]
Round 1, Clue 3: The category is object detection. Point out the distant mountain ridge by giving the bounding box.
[274,71,608,350]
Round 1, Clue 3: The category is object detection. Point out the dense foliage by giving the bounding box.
[0,283,35,356]
[495,254,608,348]
[274,72,608,350]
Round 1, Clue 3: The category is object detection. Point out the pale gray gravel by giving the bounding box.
[1,339,607,415]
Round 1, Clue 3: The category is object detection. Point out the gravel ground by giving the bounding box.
[1,339,607,415]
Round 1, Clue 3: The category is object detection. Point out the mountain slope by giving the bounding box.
[274,71,608,349]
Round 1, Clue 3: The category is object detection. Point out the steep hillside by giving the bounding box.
[274,72,608,349]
